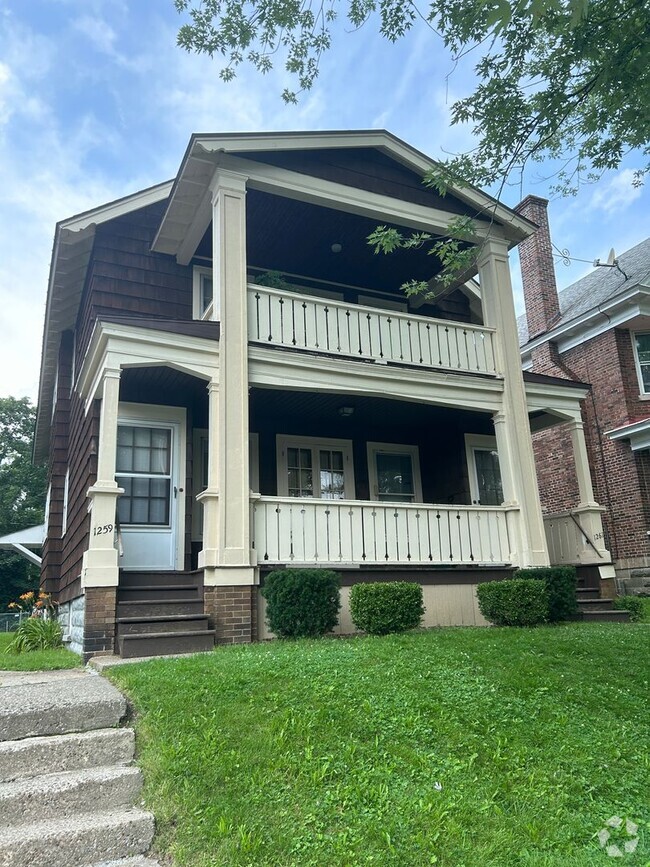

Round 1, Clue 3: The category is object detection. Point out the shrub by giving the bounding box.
[262,569,341,638]
[6,617,63,653]
[477,579,549,627]
[516,566,577,622]
[349,582,424,636]
[613,596,644,622]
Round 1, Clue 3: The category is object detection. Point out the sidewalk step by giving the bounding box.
[0,728,134,783]
[0,675,125,741]
[0,808,154,867]
[120,570,203,589]
[0,766,142,825]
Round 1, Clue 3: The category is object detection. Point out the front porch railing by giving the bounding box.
[248,285,498,376]
[543,507,610,566]
[251,497,511,566]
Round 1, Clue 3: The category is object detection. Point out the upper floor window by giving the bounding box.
[633,333,650,394]
[193,267,215,320]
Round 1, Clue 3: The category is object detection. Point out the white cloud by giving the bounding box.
[590,169,644,215]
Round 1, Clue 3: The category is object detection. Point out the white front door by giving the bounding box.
[116,405,185,570]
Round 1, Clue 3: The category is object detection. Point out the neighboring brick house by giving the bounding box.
[2,132,612,659]
[518,194,650,592]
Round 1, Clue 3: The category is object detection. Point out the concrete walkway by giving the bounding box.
[0,668,162,867]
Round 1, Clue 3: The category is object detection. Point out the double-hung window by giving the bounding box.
[277,436,355,499]
[633,333,650,394]
[367,443,422,503]
[193,267,215,320]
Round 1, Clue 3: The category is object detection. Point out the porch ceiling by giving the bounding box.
[195,189,455,296]
[249,387,494,433]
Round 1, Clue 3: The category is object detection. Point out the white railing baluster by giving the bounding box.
[247,286,499,376]
[252,497,511,566]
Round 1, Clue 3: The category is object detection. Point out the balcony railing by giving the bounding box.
[543,508,610,566]
[248,285,498,376]
[251,497,512,566]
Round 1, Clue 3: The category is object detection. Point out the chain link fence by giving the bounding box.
[0,612,26,633]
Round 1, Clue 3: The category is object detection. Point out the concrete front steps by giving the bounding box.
[575,581,630,622]
[0,672,155,867]
[116,570,215,658]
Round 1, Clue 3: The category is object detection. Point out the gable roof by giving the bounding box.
[519,237,650,347]
[153,130,536,260]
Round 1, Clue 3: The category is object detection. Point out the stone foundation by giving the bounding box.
[204,585,256,644]
[58,594,86,656]
[83,587,117,658]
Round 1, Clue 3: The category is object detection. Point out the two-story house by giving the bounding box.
[518,194,650,593]
[27,131,611,658]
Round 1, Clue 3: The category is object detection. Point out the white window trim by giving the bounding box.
[366,442,423,503]
[192,266,216,321]
[464,434,502,505]
[61,469,70,537]
[631,331,650,396]
[276,435,355,499]
[44,483,52,541]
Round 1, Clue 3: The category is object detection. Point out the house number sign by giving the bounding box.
[93,524,115,536]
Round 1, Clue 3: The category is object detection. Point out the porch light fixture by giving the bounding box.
[331,242,343,253]
[338,406,355,417]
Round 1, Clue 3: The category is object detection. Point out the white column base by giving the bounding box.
[203,566,257,586]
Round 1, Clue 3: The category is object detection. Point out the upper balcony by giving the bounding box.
[248,283,497,376]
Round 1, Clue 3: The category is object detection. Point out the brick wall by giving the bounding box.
[204,585,256,644]
[530,327,650,563]
[83,586,117,656]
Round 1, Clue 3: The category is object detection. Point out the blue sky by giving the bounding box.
[0,0,647,400]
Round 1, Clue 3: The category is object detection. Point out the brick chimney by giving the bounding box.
[515,195,561,340]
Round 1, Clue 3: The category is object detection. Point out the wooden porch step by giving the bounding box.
[576,588,601,601]
[117,584,201,602]
[118,630,216,659]
[580,610,630,623]
[119,571,204,589]
[116,599,204,619]
[576,598,619,611]
[117,615,210,636]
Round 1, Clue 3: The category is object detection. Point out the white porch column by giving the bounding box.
[479,236,549,567]
[81,367,124,587]
[209,168,254,584]
[197,379,220,571]
[568,418,597,507]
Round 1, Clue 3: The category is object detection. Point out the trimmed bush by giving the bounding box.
[477,579,549,627]
[6,617,63,653]
[516,566,577,622]
[613,596,644,622]
[262,569,341,638]
[349,582,424,635]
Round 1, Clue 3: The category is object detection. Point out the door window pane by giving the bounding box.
[116,426,170,475]
[287,448,313,497]
[474,449,503,505]
[117,476,171,526]
[320,450,345,499]
[116,425,172,525]
[376,453,415,502]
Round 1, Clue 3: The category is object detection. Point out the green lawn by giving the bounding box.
[109,624,650,867]
[0,632,83,671]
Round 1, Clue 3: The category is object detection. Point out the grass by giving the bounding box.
[0,632,83,671]
[109,623,650,867]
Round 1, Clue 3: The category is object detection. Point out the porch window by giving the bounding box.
[116,425,172,526]
[277,436,354,499]
[193,266,215,320]
[633,332,650,394]
[367,443,423,503]
[465,434,504,506]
